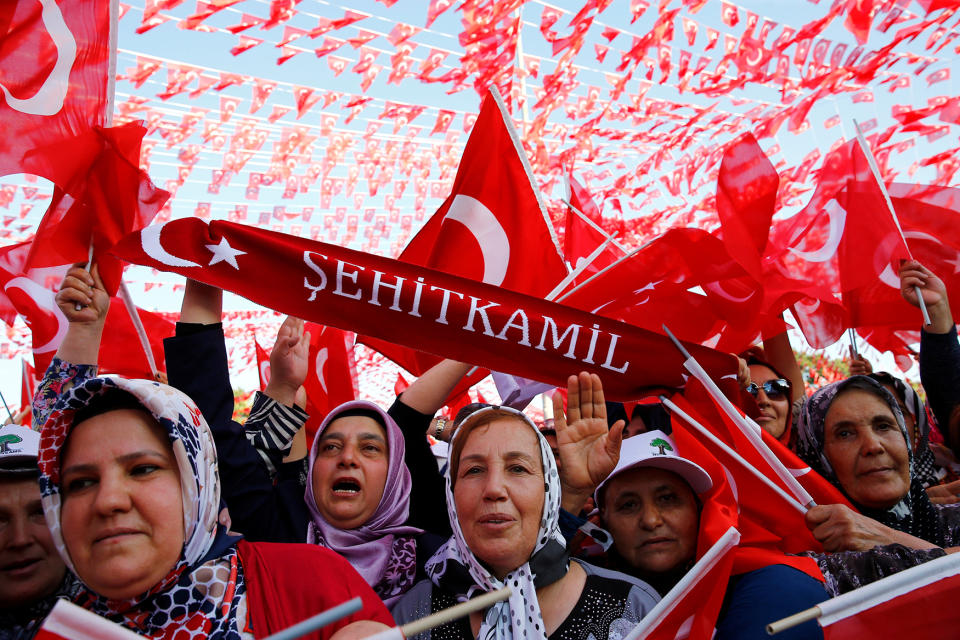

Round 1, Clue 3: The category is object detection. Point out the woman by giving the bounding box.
[595,429,831,639]
[391,403,658,639]
[796,375,960,553]
[743,356,795,447]
[303,402,424,605]
[35,374,393,638]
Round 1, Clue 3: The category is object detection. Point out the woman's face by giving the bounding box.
[311,415,389,530]
[823,389,911,509]
[600,467,699,577]
[60,409,184,600]
[453,418,544,579]
[748,364,791,439]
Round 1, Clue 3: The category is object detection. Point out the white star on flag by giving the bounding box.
[206,237,246,269]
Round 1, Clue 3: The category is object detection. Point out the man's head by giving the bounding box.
[0,425,65,608]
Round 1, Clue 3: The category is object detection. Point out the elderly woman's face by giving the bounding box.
[600,467,699,576]
[60,409,184,600]
[453,418,544,579]
[311,415,389,530]
[823,389,911,509]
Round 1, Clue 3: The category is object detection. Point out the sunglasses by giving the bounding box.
[746,379,790,400]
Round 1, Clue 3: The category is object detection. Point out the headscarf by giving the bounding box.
[868,372,940,488]
[425,405,568,640]
[304,400,421,605]
[795,376,946,547]
[37,376,249,639]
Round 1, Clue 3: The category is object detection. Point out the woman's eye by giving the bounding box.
[657,492,680,505]
[509,464,530,474]
[616,500,638,513]
[321,443,340,453]
[462,466,483,477]
[64,477,95,493]
[131,464,160,476]
[362,444,383,454]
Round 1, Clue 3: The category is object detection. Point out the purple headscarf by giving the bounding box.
[304,400,421,604]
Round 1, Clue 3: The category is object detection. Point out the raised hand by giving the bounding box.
[265,316,310,407]
[847,345,873,376]
[900,260,953,333]
[55,263,109,326]
[553,372,625,514]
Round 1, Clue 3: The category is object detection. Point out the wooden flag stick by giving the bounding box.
[853,120,931,326]
[364,587,512,640]
[261,597,362,640]
[766,606,822,635]
[0,389,15,423]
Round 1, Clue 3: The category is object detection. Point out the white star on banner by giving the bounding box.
[206,237,246,269]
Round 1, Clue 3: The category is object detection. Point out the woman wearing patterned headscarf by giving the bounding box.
[390,386,659,640]
[35,374,392,639]
[795,376,960,554]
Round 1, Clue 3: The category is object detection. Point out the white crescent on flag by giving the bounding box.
[0,0,77,116]
[259,360,271,385]
[788,198,846,263]
[141,224,202,268]
[443,194,510,286]
[4,276,67,353]
[315,347,329,394]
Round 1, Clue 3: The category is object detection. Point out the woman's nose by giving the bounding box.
[93,473,133,515]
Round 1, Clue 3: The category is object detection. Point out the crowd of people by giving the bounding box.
[1,255,958,640]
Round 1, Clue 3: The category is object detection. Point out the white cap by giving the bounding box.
[0,424,40,473]
[595,430,713,506]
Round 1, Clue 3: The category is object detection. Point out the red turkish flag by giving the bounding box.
[716,132,778,276]
[24,122,170,295]
[562,173,624,278]
[301,323,358,444]
[98,299,172,380]
[254,334,271,390]
[818,552,960,638]
[363,87,566,377]
[844,182,960,332]
[0,0,110,179]
[36,600,142,639]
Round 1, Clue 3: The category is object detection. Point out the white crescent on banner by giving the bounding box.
[4,276,67,353]
[703,280,754,303]
[315,347,329,394]
[141,224,202,268]
[788,198,847,263]
[443,194,510,286]
[259,361,271,385]
[877,230,942,289]
[0,0,77,116]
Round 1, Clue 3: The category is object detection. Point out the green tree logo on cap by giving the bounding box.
[0,434,23,454]
[650,437,672,455]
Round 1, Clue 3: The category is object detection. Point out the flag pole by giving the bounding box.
[0,390,15,423]
[852,119,931,325]
[622,527,740,640]
[545,235,619,301]
[767,550,960,635]
[847,328,859,359]
[260,597,362,640]
[117,281,158,379]
[561,197,630,253]
[364,587,512,640]
[660,396,807,515]
[662,324,816,509]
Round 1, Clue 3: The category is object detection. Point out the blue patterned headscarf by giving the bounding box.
[37,376,249,639]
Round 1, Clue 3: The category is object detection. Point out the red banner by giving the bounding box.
[111,219,737,399]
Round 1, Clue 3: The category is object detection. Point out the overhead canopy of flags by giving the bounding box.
[3,0,960,398]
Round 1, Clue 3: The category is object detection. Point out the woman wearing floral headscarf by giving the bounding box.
[391,374,659,639]
[31,265,393,638]
[36,374,392,639]
[795,375,960,558]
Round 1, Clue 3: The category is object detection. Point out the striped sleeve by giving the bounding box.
[244,392,309,475]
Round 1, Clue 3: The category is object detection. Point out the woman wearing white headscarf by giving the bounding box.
[391,374,658,640]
